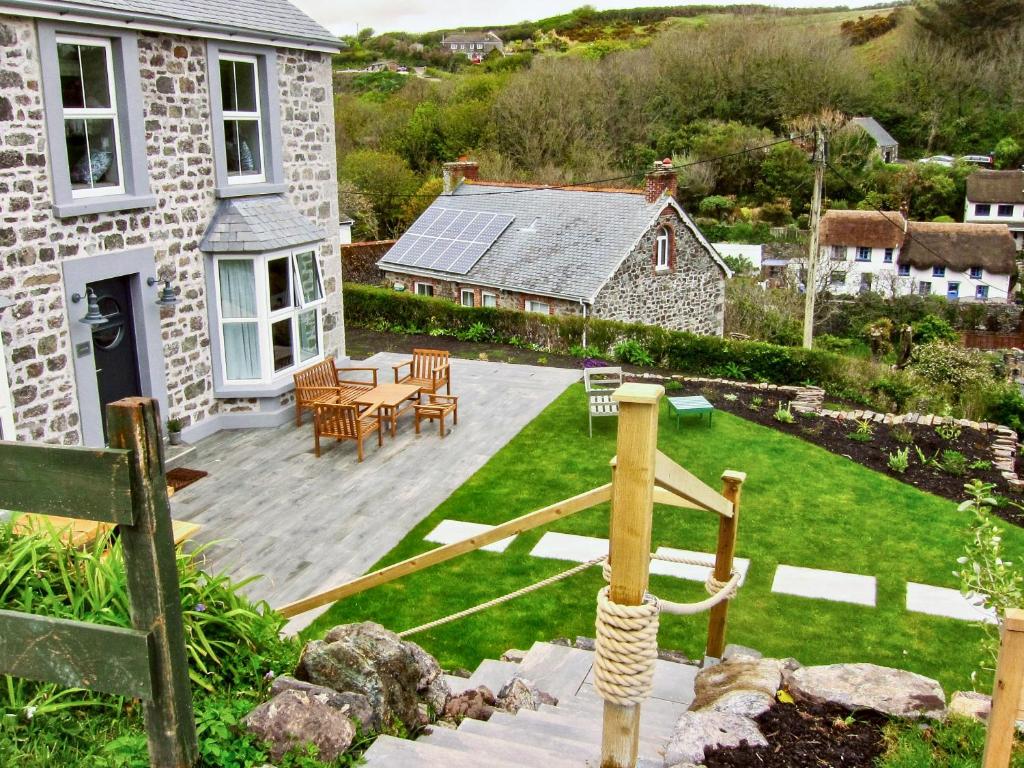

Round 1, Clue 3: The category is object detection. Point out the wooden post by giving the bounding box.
[107,398,198,768]
[982,609,1024,768]
[706,470,745,659]
[602,383,663,768]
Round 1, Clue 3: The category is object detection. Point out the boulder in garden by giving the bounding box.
[270,674,376,732]
[243,689,355,762]
[664,710,767,767]
[786,663,945,719]
[690,658,783,719]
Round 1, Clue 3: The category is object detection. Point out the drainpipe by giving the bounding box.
[580,300,589,349]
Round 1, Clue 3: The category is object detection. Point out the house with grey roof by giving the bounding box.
[440,31,504,62]
[850,116,899,163]
[0,0,344,446]
[378,159,730,336]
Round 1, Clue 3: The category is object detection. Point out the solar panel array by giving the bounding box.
[384,207,515,275]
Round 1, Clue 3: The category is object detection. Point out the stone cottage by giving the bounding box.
[0,0,344,446]
[378,160,730,335]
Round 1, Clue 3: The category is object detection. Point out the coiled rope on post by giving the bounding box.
[593,588,660,705]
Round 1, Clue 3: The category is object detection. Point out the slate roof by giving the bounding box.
[900,222,1017,274]
[441,31,503,44]
[820,209,906,249]
[9,0,341,49]
[378,183,724,301]
[967,170,1024,204]
[851,117,898,148]
[200,195,325,253]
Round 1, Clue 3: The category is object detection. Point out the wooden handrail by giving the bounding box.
[277,482,614,618]
[654,450,733,518]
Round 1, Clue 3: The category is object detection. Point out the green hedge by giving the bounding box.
[344,283,848,387]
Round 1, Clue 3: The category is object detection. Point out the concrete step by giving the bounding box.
[545,696,685,738]
[363,733,525,768]
[515,642,594,701]
[458,712,603,761]
[466,658,520,693]
[582,658,699,705]
[423,722,592,767]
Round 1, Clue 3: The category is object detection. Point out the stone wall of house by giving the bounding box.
[0,15,340,444]
[381,271,582,316]
[592,208,725,335]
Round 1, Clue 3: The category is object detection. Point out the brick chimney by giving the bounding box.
[443,156,479,195]
[644,158,677,204]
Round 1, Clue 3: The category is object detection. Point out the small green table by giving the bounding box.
[666,395,714,428]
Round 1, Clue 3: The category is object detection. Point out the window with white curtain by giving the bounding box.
[215,248,325,383]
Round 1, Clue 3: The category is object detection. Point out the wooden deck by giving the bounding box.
[169,353,580,628]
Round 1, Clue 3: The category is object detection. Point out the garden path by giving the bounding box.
[169,353,580,630]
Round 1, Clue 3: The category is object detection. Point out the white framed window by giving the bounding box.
[460,289,475,307]
[0,335,13,440]
[56,35,125,199]
[219,54,265,184]
[214,248,325,384]
[655,226,670,270]
[526,300,550,314]
[482,292,497,308]
[830,245,845,260]
[856,247,871,262]
[415,282,434,297]
[883,248,894,263]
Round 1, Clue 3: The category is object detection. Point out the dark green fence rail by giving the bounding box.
[0,397,198,767]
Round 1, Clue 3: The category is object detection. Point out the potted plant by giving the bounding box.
[167,418,184,446]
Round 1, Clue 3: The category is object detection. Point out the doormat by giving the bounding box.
[166,467,208,492]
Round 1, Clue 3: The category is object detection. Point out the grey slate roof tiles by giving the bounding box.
[851,116,898,148]
[18,0,340,48]
[200,195,325,253]
[378,184,678,301]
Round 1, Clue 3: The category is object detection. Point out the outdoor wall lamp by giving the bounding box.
[147,277,180,307]
[70,288,107,326]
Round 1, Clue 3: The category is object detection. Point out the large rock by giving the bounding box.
[295,622,452,733]
[690,658,783,718]
[243,690,355,762]
[270,675,376,732]
[786,663,945,719]
[948,690,991,723]
[497,677,558,713]
[664,710,768,766]
[444,686,496,721]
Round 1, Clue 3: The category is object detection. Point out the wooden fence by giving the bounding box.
[0,397,197,767]
[962,331,1024,351]
[983,608,1024,767]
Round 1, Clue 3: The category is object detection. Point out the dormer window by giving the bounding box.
[655,226,671,271]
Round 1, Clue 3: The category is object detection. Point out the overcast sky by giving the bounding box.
[291,0,888,36]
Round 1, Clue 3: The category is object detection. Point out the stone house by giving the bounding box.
[819,209,1016,301]
[965,170,1024,251]
[0,0,344,447]
[440,32,504,62]
[378,160,730,336]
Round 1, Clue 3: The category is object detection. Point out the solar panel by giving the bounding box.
[384,207,514,275]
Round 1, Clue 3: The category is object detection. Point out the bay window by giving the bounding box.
[214,248,325,384]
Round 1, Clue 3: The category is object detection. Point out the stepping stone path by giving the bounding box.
[771,564,876,607]
[422,520,991,625]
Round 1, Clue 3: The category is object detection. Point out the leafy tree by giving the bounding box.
[917,0,1024,52]
[357,26,375,42]
[340,150,419,237]
[994,137,1023,169]
[338,179,379,241]
[400,177,444,228]
[755,143,813,212]
[698,195,735,219]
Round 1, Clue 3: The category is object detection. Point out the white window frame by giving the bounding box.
[655,226,670,271]
[526,300,550,314]
[0,335,13,440]
[947,282,960,299]
[830,245,846,260]
[481,292,497,308]
[919,281,932,295]
[220,53,266,185]
[460,289,475,307]
[213,248,326,386]
[856,246,871,262]
[977,285,989,299]
[883,248,894,263]
[57,34,126,200]
[415,282,434,297]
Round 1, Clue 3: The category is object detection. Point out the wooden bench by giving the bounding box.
[393,349,451,397]
[414,394,459,437]
[293,356,378,426]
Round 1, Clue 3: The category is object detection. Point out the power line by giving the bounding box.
[350,134,809,199]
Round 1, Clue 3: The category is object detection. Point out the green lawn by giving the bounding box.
[306,383,1023,694]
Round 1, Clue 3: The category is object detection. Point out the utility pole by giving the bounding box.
[802,126,826,350]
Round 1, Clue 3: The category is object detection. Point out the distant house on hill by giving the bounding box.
[377,159,730,335]
[965,170,1024,252]
[441,31,504,62]
[819,210,1016,301]
[850,117,899,163]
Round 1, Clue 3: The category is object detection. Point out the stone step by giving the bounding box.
[445,674,471,692]
[490,708,668,761]
[466,658,520,694]
[545,695,686,736]
[582,658,699,705]
[515,642,595,701]
[538,701,680,744]
[362,733,525,768]
[423,721,592,767]
[458,712,603,761]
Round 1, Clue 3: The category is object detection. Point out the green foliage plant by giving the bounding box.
[936,421,962,442]
[612,339,654,367]
[850,418,875,442]
[912,314,959,345]
[941,450,968,476]
[888,447,910,474]
[892,424,915,445]
[773,403,794,423]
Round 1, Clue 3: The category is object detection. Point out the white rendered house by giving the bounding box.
[965,170,1024,251]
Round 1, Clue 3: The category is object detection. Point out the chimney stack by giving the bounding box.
[644,158,677,204]
[443,156,479,195]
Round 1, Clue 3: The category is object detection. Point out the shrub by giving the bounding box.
[909,342,996,391]
[892,424,915,444]
[871,373,919,412]
[613,339,654,367]
[941,450,969,476]
[912,314,959,345]
[774,403,795,423]
[936,421,963,442]
[698,195,735,219]
[887,447,910,473]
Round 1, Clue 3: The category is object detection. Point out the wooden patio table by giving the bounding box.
[353,383,422,438]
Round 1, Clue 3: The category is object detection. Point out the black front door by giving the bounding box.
[89,276,141,438]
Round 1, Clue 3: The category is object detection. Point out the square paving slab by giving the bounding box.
[771,564,877,607]
[425,520,516,553]
[906,582,997,624]
[529,531,608,562]
[652,546,751,585]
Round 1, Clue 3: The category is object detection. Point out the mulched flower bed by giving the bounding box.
[655,379,1024,527]
[702,702,890,768]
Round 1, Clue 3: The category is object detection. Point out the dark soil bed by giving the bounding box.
[703,702,890,768]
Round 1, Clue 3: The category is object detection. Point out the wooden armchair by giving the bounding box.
[583,366,623,438]
[393,349,451,397]
[293,356,378,426]
[313,402,382,460]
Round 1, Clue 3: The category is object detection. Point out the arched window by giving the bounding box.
[655,226,671,270]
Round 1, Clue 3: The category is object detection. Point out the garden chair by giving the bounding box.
[313,401,382,461]
[393,349,451,397]
[293,356,378,426]
[584,366,623,437]
[414,394,459,438]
